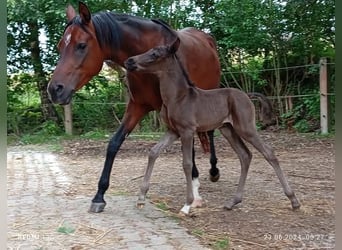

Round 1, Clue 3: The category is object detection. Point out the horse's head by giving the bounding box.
[125,37,180,73]
[47,2,104,105]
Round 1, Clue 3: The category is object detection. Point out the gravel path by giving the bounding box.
[7,148,209,250]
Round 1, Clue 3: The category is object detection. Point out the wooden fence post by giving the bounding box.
[64,103,73,135]
[319,57,328,134]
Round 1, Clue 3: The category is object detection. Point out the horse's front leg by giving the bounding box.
[137,130,179,208]
[89,104,148,213]
[180,132,195,215]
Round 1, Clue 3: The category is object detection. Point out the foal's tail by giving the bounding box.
[247,92,275,128]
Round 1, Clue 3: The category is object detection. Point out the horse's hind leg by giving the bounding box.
[137,130,179,208]
[219,124,252,210]
[239,129,300,210]
[207,130,220,182]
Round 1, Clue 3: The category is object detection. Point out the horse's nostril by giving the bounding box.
[55,83,64,93]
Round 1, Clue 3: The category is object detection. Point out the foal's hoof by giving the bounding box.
[180,204,191,215]
[223,198,241,210]
[136,200,146,209]
[191,199,204,208]
[209,168,220,182]
[291,199,301,210]
[89,202,106,213]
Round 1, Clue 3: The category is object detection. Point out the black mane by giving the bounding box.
[174,54,195,87]
[65,11,151,50]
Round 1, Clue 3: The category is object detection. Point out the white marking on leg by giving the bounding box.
[192,178,201,200]
[180,204,191,215]
[191,178,203,207]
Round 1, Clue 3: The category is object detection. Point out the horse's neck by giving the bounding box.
[105,17,168,65]
[158,57,195,105]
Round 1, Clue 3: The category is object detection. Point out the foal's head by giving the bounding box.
[125,37,180,73]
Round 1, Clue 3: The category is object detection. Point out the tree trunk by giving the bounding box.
[28,20,60,123]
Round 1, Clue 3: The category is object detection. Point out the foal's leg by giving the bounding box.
[219,124,252,210]
[180,132,195,215]
[207,130,220,182]
[137,130,179,208]
[236,127,300,209]
[191,140,204,208]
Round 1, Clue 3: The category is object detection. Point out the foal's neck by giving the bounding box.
[158,55,195,104]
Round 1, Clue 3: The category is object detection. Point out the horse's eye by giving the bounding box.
[76,43,87,51]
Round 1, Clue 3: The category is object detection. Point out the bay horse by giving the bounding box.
[124,37,300,215]
[47,2,222,212]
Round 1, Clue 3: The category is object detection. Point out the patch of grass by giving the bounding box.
[169,215,180,223]
[129,132,163,140]
[46,143,64,152]
[212,237,230,250]
[111,190,130,196]
[57,222,75,235]
[19,133,62,145]
[192,228,204,237]
[155,201,169,211]
[79,130,110,140]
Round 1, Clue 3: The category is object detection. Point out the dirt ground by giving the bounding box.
[7,131,335,249]
[51,131,334,249]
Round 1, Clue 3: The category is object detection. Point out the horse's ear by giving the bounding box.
[66,4,76,22]
[169,37,180,54]
[79,1,91,24]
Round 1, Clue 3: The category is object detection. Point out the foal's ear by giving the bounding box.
[79,1,91,24]
[66,4,77,22]
[169,37,180,54]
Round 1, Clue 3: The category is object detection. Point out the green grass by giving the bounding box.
[129,132,164,140]
[192,229,204,237]
[155,201,169,211]
[213,237,230,250]
[57,222,75,235]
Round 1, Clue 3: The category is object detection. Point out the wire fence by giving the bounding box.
[62,61,335,134]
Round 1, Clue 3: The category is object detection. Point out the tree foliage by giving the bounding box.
[7,0,335,136]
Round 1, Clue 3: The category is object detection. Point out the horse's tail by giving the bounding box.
[247,92,275,127]
[197,132,210,153]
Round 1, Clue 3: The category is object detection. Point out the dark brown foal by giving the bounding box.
[125,37,300,215]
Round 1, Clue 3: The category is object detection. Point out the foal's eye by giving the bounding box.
[76,43,87,51]
[151,52,158,59]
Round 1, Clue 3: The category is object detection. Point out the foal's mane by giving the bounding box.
[151,19,196,88]
[173,54,195,87]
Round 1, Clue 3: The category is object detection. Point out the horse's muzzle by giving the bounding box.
[47,81,74,105]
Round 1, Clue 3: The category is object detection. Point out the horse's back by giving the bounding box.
[176,28,221,90]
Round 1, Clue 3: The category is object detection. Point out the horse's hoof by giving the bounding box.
[210,173,220,182]
[89,202,106,213]
[209,168,220,182]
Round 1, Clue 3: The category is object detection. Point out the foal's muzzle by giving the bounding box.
[124,58,137,71]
